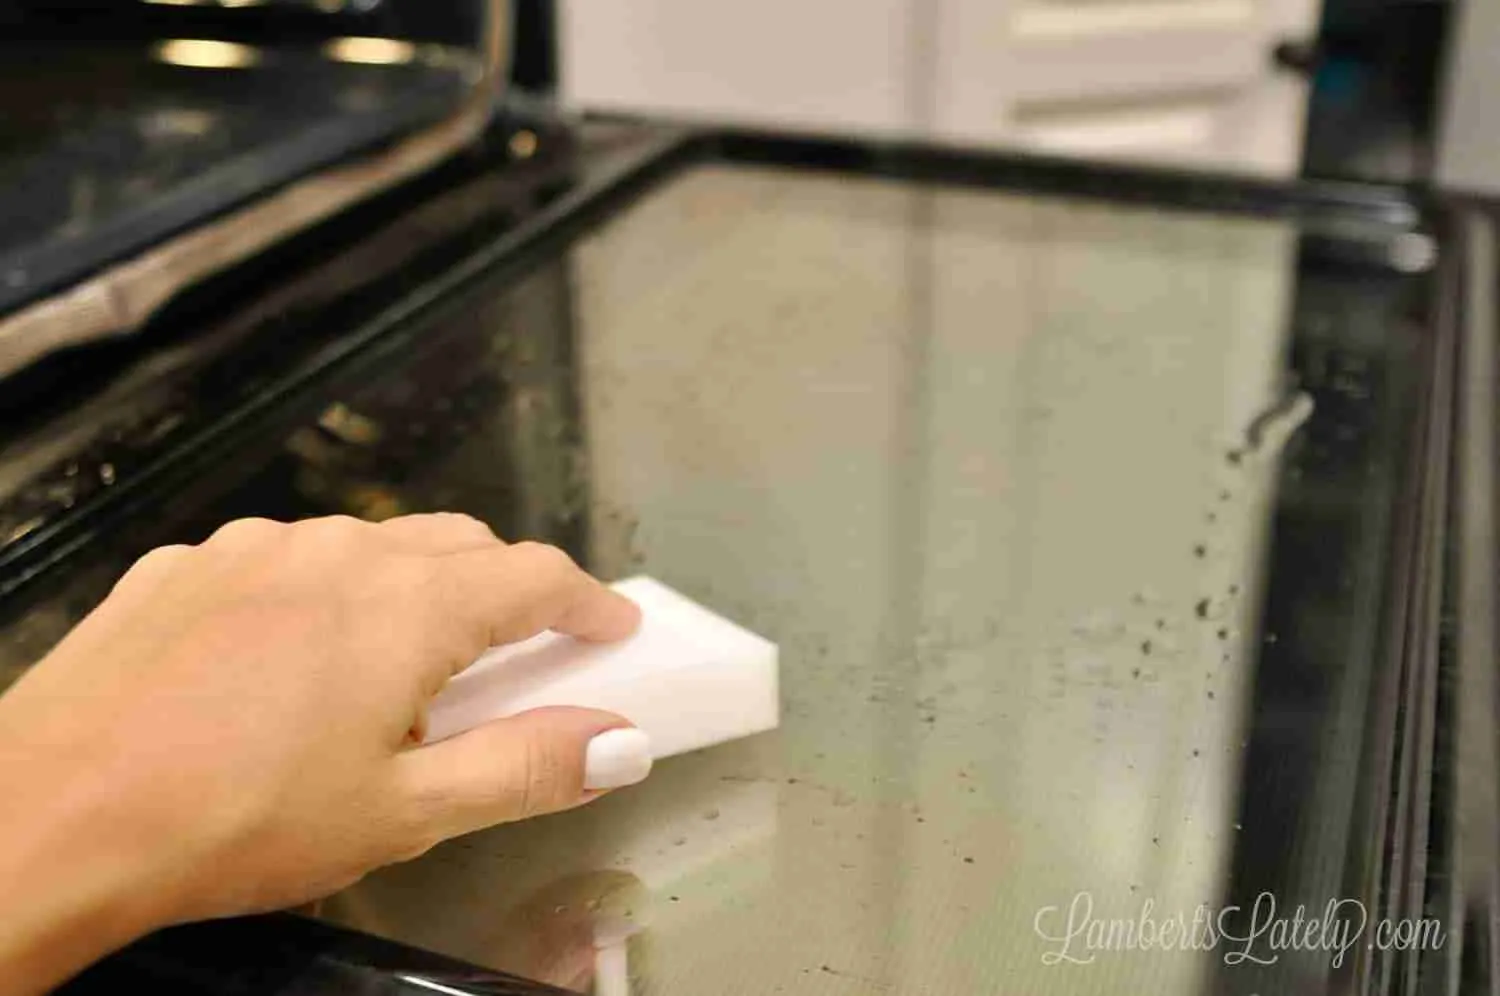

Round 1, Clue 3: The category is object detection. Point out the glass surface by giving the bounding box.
[0,162,1427,994]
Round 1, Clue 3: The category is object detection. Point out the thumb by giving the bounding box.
[397,707,652,841]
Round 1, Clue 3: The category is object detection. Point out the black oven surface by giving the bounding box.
[0,122,1465,994]
[0,43,473,319]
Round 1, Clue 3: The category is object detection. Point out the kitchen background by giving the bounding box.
[545,0,1459,185]
[0,3,1492,995]
[2,0,1471,187]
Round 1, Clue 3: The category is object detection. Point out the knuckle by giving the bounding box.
[441,513,498,544]
[133,542,193,571]
[305,515,373,544]
[516,733,569,820]
[508,541,575,578]
[298,516,381,563]
[517,736,544,819]
[114,543,193,590]
[427,511,488,531]
[206,517,284,548]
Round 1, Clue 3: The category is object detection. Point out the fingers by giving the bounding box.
[395,708,651,840]
[143,516,638,687]
[432,542,641,653]
[202,513,502,557]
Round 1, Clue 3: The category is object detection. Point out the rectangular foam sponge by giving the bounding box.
[424,576,780,758]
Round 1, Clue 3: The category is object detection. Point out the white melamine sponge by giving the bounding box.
[424,576,781,757]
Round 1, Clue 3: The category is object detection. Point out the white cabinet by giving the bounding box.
[560,0,1323,177]
[931,0,1321,175]
[560,0,921,136]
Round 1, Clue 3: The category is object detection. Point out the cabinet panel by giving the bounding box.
[560,0,1322,176]
[933,0,1320,175]
[560,1,919,136]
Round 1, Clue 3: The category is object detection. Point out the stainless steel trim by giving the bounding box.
[0,0,512,382]
[1456,212,1500,992]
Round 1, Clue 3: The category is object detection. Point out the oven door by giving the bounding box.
[0,0,510,382]
[0,123,1490,996]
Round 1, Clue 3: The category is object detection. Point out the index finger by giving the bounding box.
[432,541,641,658]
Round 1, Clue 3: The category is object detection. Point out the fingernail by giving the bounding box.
[583,728,653,791]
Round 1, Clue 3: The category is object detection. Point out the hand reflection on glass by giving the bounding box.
[490,870,647,994]
[309,869,648,995]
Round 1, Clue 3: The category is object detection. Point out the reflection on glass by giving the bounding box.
[573,166,1296,993]
[322,37,419,66]
[325,754,779,991]
[152,39,261,69]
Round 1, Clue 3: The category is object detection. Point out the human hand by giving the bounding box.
[0,514,648,993]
